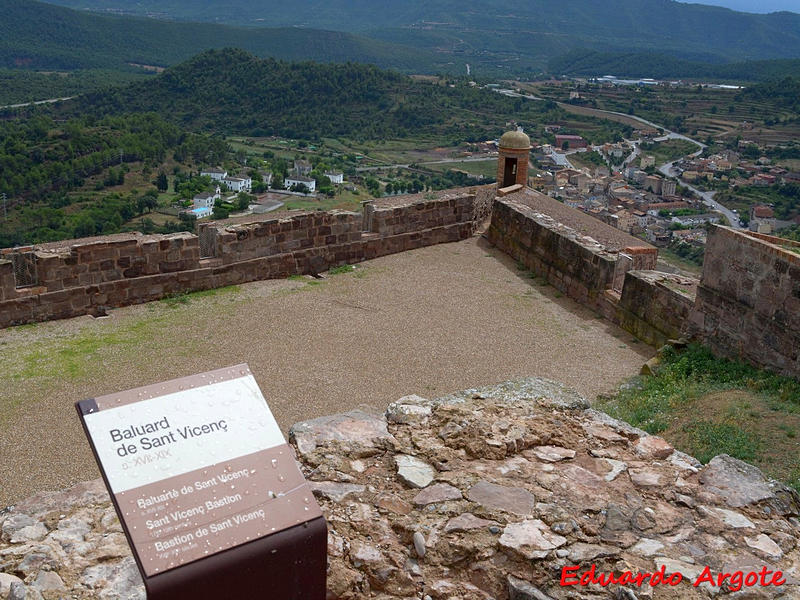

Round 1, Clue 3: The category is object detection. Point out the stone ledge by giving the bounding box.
[2,378,798,599]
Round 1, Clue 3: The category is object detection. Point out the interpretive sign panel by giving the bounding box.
[76,364,323,579]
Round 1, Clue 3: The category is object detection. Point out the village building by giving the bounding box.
[554,134,587,150]
[324,171,344,185]
[285,175,316,193]
[750,205,776,234]
[293,160,312,176]
[201,167,228,181]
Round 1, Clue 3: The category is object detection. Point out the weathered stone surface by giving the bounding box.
[507,575,555,600]
[467,481,535,516]
[0,573,24,597]
[31,571,66,594]
[582,423,627,443]
[629,468,664,487]
[395,455,435,489]
[289,409,395,457]
[310,481,366,503]
[374,493,413,515]
[350,542,383,566]
[634,435,674,460]
[1,514,47,543]
[386,396,432,424]
[2,381,800,600]
[444,513,497,533]
[413,532,426,558]
[82,557,144,600]
[603,458,628,482]
[744,534,783,559]
[699,505,755,529]
[413,483,462,506]
[566,542,617,562]
[7,581,32,600]
[529,446,575,463]
[499,519,567,559]
[698,454,774,508]
[629,537,665,557]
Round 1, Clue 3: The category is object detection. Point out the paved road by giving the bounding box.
[0,96,73,110]
[548,150,575,170]
[658,162,740,227]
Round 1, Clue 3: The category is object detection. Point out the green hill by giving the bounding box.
[42,0,800,65]
[0,0,439,72]
[548,50,800,81]
[69,48,561,140]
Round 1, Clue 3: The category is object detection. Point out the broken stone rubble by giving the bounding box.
[1,377,799,599]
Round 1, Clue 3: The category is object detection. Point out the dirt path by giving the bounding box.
[0,236,653,506]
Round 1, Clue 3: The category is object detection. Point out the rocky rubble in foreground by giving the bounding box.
[1,378,799,599]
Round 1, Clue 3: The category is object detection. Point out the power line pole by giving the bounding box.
[1,193,6,221]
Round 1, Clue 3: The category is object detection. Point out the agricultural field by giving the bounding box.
[639,138,700,165]
[527,80,800,145]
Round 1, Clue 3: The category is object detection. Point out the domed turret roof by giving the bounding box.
[499,129,531,150]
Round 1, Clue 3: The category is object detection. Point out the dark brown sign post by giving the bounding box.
[76,364,327,600]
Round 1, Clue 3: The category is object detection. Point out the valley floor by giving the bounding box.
[0,235,653,506]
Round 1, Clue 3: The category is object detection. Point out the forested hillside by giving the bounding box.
[548,50,800,81]
[43,0,800,64]
[0,113,228,246]
[0,0,437,72]
[742,77,800,109]
[70,49,561,140]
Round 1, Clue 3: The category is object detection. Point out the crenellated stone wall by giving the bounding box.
[486,197,800,376]
[2,183,799,378]
[200,211,364,265]
[487,197,657,308]
[0,187,494,329]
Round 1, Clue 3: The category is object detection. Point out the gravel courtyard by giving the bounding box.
[0,235,653,506]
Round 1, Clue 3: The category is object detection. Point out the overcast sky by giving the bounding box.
[678,0,799,13]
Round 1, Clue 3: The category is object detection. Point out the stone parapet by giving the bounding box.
[0,189,493,329]
[488,198,619,306]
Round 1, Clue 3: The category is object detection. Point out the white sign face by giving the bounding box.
[84,375,284,493]
[77,365,323,577]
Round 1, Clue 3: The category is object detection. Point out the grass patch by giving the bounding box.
[328,264,356,275]
[160,285,240,308]
[681,421,760,463]
[598,343,800,489]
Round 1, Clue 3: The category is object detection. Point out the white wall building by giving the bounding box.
[325,171,344,185]
[285,175,316,193]
[222,175,252,193]
[193,186,221,209]
[201,168,227,181]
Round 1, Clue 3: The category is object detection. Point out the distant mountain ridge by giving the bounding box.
[549,50,800,81]
[42,0,800,65]
[0,0,440,72]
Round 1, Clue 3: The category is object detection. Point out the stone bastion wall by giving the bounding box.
[0,182,797,377]
[688,226,800,377]
[0,186,495,329]
[486,196,800,378]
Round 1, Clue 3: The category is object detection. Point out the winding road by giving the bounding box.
[493,86,743,229]
[0,97,73,111]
